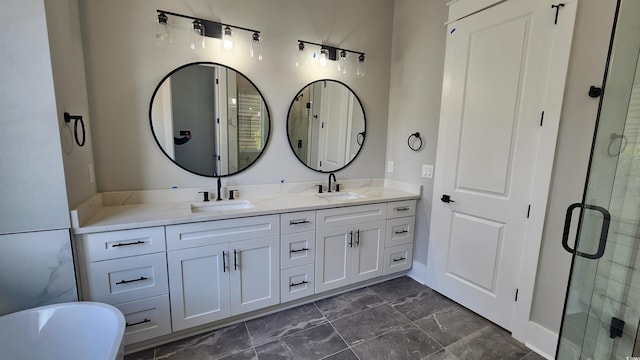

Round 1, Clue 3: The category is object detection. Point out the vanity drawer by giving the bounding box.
[383,244,414,275]
[281,231,315,269]
[281,211,316,234]
[387,200,416,219]
[316,203,386,229]
[117,295,171,345]
[84,253,168,304]
[280,264,315,303]
[385,217,415,247]
[78,227,166,262]
[166,215,279,250]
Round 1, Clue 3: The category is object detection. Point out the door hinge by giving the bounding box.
[215,78,219,85]
[540,111,544,126]
[527,205,531,218]
[321,122,325,129]
[319,161,322,167]
[515,289,519,302]
[217,118,220,124]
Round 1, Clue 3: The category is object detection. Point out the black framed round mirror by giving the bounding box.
[150,62,271,177]
[286,79,366,173]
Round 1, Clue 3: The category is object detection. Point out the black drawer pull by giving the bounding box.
[290,248,310,253]
[395,230,408,235]
[394,207,410,211]
[116,276,148,285]
[112,240,145,247]
[290,280,309,287]
[223,250,227,273]
[126,318,151,327]
[290,219,310,225]
[393,257,407,262]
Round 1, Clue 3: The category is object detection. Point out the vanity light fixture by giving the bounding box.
[250,32,263,61]
[155,9,261,54]
[296,40,365,76]
[156,12,171,43]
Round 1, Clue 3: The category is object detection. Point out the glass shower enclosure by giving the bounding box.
[557,0,640,358]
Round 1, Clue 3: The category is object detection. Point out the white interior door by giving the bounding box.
[427,0,569,330]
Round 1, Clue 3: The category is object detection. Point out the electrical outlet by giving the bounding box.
[422,164,433,178]
[387,161,394,173]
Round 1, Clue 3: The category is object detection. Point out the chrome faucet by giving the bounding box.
[328,173,336,193]
[216,177,223,201]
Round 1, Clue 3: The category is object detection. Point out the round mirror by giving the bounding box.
[286,80,366,173]
[150,62,271,177]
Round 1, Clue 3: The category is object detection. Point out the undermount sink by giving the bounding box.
[191,199,255,213]
[316,191,366,201]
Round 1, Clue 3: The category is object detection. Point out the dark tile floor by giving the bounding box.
[125,277,546,360]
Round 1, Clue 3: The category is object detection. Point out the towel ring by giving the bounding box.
[64,112,86,147]
[408,132,423,151]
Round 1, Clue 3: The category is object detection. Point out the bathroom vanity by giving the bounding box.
[71,181,418,350]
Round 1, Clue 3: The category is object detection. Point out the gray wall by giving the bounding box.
[386,0,448,278]
[80,0,394,191]
[0,0,70,233]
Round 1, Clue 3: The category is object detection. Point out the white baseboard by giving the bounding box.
[525,321,558,359]
[407,260,428,286]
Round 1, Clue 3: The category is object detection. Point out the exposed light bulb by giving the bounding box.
[295,42,306,68]
[338,50,348,74]
[155,12,171,43]
[190,20,205,50]
[250,32,263,61]
[223,26,233,50]
[357,54,366,77]
[319,48,329,67]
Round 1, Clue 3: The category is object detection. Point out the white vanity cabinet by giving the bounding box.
[75,227,172,345]
[280,211,316,302]
[384,200,416,275]
[315,204,387,292]
[165,215,280,331]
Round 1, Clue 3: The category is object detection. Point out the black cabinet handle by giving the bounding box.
[356,230,360,246]
[290,219,310,225]
[116,276,148,285]
[222,250,227,273]
[234,249,239,270]
[290,248,309,253]
[112,240,145,247]
[395,207,410,211]
[393,257,407,262]
[290,280,309,287]
[348,231,353,247]
[126,318,151,327]
[562,203,610,259]
[441,194,455,203]
[395,230,408,235]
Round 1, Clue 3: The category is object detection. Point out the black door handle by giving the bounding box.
[441,194,455,203]
[562,202,610,259]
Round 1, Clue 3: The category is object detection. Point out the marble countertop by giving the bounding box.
[71,179,421,234]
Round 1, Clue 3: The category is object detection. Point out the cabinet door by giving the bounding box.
[352,221,385,283]
[315,225,352,293]
[167,244,230,331]
[229,236,279,316]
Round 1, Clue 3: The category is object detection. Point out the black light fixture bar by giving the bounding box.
[298,39,364,61]
[157,9,260,38]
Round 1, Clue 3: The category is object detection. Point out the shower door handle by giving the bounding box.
[562,202,611,260]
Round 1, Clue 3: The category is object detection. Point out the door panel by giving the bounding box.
[316,225,351,292]
[352,221,385,282]
[167,244,230,331]
[229,236,279,316]
[457,17,528,195]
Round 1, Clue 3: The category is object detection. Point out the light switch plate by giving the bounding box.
[422,164,433,178]
[387,161,394,173]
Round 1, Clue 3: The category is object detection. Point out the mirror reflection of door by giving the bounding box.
[150,62,271,177]
[287,80,366,173]
[171,64,218,176]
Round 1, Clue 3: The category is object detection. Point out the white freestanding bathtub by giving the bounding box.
[0,302,126,360]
